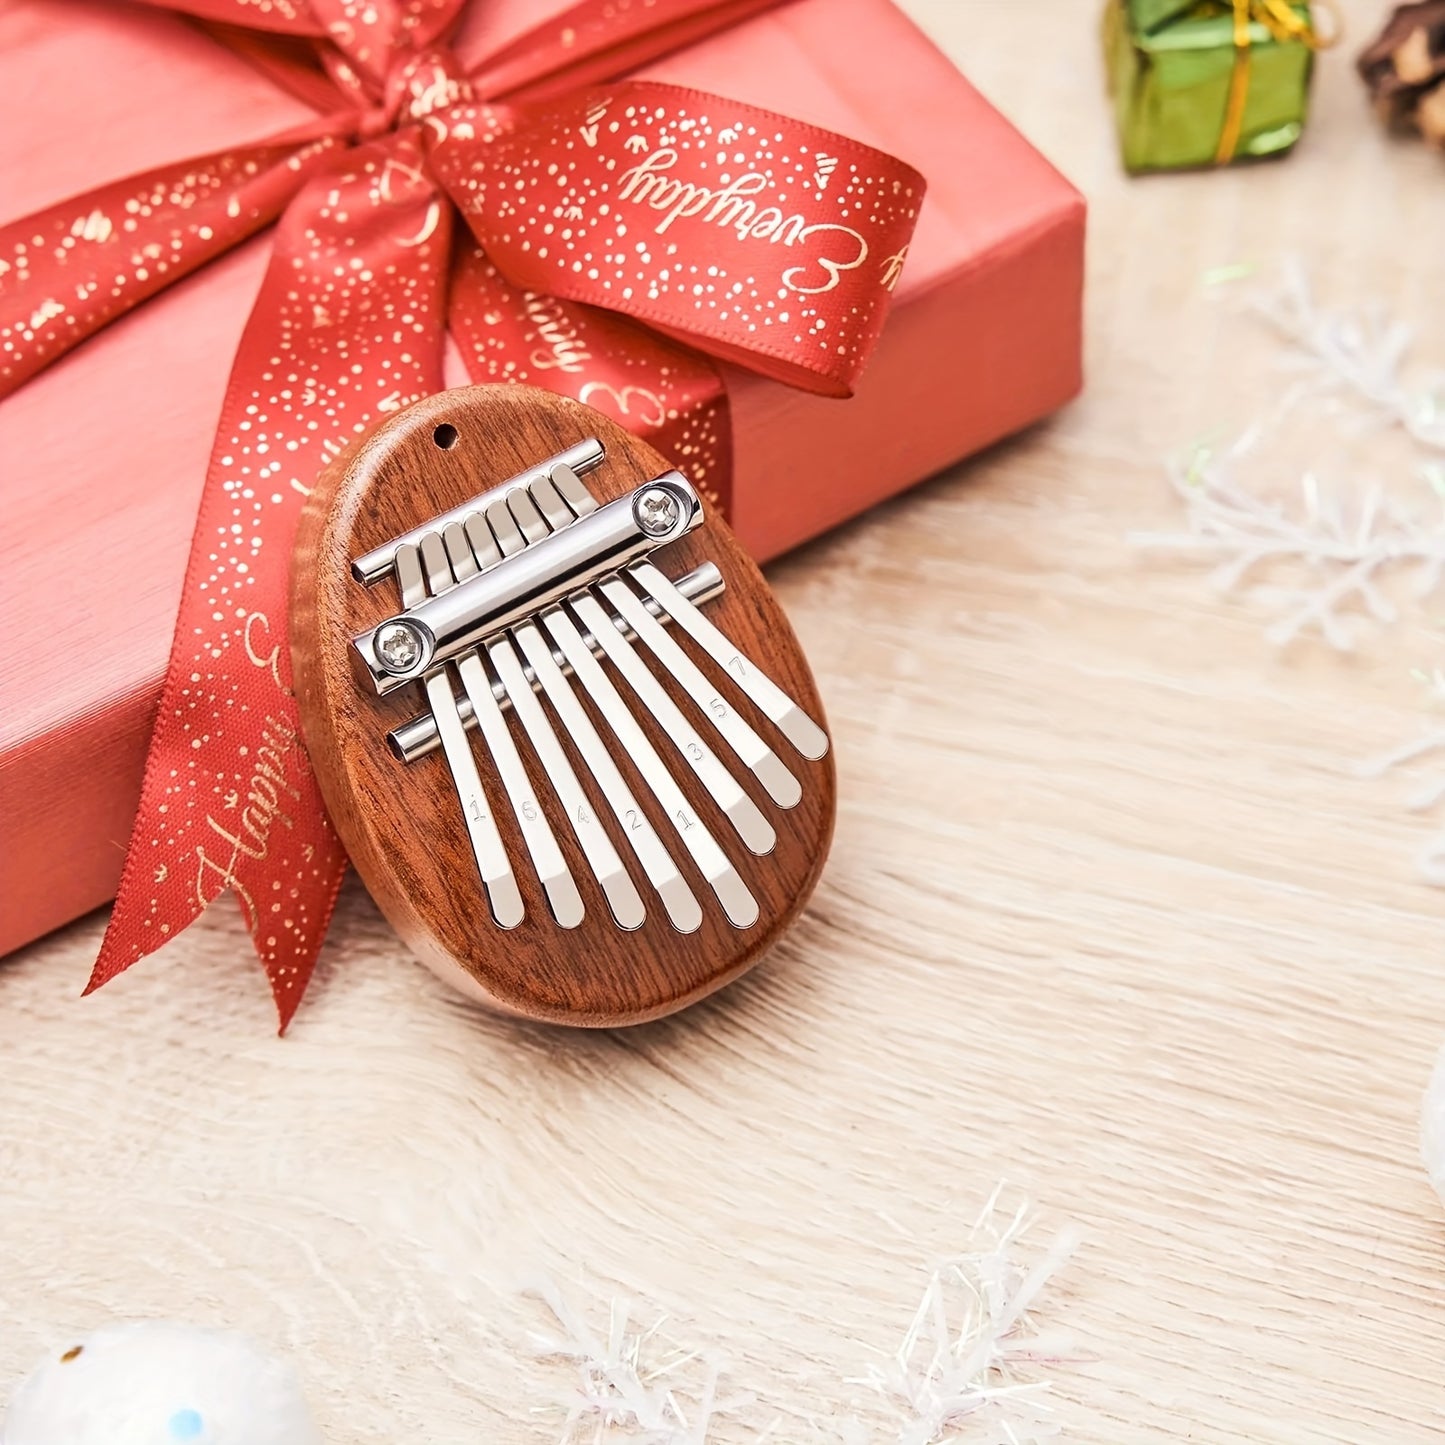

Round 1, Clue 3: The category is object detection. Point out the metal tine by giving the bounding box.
[597,575,802,810]
[507,485,549,544]
[529,472,574,531]
[442,521,475,582]
[542,605,758,929]
[486,496,524,555]
[422,531,584,930]
[569,591,776,857]
[464,513,502,572]
[398,539,523,929]
[549,461,597,517]
[418,531,454,594]
[628,560,830,761]
[396,541,427,609]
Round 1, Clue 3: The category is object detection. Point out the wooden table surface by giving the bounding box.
[5,2,1445,1440]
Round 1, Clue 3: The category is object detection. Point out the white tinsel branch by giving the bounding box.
[1422,1047,1445,1209]
[1136,264,1445,650]
[525,1278,750,1445]
[848,1185,1080,1445]
[1247,263,1445,452]
[1359,668,1445,888]
[1135,452,1445,650]
[522,1189,1080,1445]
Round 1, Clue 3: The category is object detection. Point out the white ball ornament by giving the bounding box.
[1,1321,322,1445]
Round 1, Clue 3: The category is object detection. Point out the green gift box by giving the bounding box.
[1104,0,1321,172]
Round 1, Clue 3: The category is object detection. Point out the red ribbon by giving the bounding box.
[0,0,923,1028]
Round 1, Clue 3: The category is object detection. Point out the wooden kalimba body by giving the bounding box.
[292,386,835,1026]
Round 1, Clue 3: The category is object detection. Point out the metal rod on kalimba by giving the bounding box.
[386,562,725,764]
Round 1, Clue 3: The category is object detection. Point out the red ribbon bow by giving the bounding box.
[0,0,924,1027]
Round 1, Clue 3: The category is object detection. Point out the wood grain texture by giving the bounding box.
[291,385,834,1026]
[5,3,1445,1439]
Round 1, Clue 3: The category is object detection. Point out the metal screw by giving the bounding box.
[634,486,681,537]
[376,620,424,673]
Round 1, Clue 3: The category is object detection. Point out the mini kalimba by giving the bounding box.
[291,386,835,1025]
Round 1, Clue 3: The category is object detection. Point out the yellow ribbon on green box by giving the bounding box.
[1104,0,1337,172]
[1216,0,1337,162]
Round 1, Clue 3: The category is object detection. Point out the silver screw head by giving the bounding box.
[376,620,424,673]
[634,486,681,537]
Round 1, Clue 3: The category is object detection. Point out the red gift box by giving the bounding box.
[0,0,1084,958]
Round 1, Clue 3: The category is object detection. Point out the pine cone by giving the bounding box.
[1359,2,1445,145]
